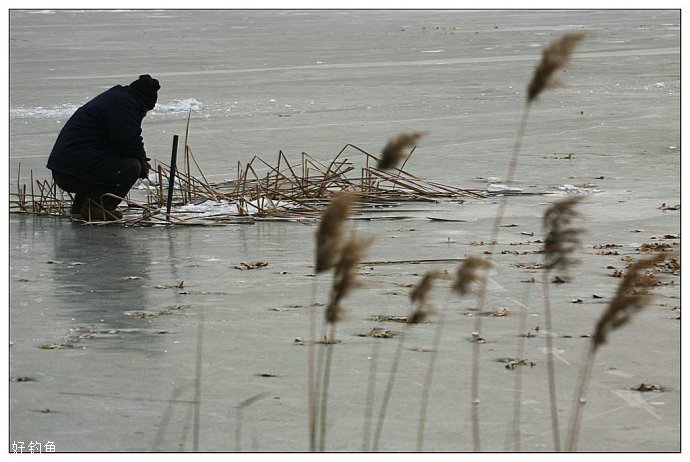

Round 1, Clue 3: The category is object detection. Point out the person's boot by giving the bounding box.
[80,201,123,221]
[70,195,86,219]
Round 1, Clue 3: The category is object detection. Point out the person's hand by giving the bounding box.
[140,160,152,179]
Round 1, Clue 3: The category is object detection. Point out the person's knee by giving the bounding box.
[120,157,142,180]
[52,170,82,195]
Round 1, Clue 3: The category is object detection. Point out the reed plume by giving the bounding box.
[318,234,373,451]
[325,235,374,323]
[409,270,441,323]
[543,196,585,271]
[541,196,585,452]
[377,131,425,170]
[310,191,356,451]
[373,270,440,451]
[527,32,586,103]
[565,253,667,451]
[315,192,357,273]
[592,253,666,348]
[453,256,493,296]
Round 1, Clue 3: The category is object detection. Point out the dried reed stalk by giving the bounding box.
[416,307,446,452]
[461,255,494,452]
[184,108,193,203]
[193,307,204,452]
[307,280,320,453]
[564,253,666,451]
[310,192,357,451]
[235,392,270,452]
[470,33,585,451]
[541,196,584,451]
[372,270,440,452]
[377,132,425,170]
[508,291,533,452]
[362,335,381,452]
[416,256,492,451]
[12,144,482,225]
[318,234,373,452]
[417,259,489,451]
[151,383,188,451]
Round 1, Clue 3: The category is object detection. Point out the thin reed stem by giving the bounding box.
[193,308,204,452]
[152,384,187,451]
[30,170,35,213]
[318,323,337,452]
[308,279,319,452]
[469,103,531,452]
[416,308,447,451]
[372,330,407,452]
[509,289,533,452]
[313,325,327,450]
[235,407,245,452]
[236,392,270,452]
[362,337,381,452]
[542,270,561,451]
[565,342,595,452]
[565,253,664,451]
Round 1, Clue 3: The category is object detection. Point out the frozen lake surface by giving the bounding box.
[8,9,680,452]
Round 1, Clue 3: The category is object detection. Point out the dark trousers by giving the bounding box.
[52,157,142,210]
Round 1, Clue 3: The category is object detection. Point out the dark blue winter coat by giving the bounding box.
[47,85,149,186]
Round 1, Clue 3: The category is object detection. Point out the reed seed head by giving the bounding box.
[325,234,374,324]
[527,32,586,103]
[408,270,441,323]
[453,256,492,296]
[410,270,441,305]
[542,196,585,272]
[592,253,666,349]
[315,192,356,273]
[377,131,425,170]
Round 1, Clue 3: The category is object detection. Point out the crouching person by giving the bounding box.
[47,74,160,221]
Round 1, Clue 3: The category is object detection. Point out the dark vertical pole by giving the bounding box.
[166,135,179,219]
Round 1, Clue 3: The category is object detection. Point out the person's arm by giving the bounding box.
[105,95,148,161]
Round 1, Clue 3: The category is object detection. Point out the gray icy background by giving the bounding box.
[8,9,680,452]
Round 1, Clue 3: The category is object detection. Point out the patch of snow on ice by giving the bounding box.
[152,98,203,115]
[171,198,300,218]
[487,184,523,194]
[10,104,79,119]
[558,184,602,195]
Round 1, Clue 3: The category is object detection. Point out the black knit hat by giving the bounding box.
[129,74,160,111]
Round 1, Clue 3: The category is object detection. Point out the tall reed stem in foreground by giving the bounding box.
[235,392,270,452]
[469,32,586,451]
[541,196,585,451]
[416,258,491,451]
[318,234,373,452]
[507,288,534,452]
[372,270,440,452]
[362,332,382,452]
[310,192,356,452]
[193,308,204,452]
[564,253,666,451]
